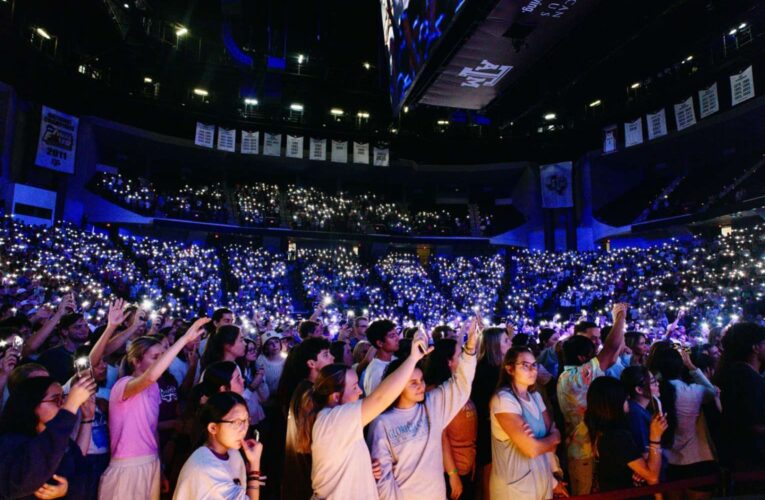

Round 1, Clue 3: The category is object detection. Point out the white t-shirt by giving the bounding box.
[362,357,392,396]
[255,354,285,396]
[174,446,248,500]
[311,400,378,500]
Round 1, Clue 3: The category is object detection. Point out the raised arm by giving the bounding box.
[88,299,126,368]
[22,294,75,357]
[123,318,210,400]
[361,330,432,426]
[104,309,146,357]
[597,303,628,370]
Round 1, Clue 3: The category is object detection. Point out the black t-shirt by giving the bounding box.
[37,345,75,384]
[597,429,643,492]
[720,362,765,465]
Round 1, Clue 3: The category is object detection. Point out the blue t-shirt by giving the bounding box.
[627,399,651,454]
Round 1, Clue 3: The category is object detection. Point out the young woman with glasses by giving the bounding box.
[174,392,264,500]
[489,346,567,499]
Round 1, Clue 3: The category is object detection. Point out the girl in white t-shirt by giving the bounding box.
[288,330,432,500]
[174,392,264,500]
[490,347,566,500]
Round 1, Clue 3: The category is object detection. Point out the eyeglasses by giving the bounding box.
[41,393,64,406]
[649,378,659,386]
[515,362,539,371]
[218,418,250,429]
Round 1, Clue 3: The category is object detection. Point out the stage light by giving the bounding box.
[143,77,153,83]
[244,98,259,105]
[330,108,344,116]
[290,103,304,112]
[176,26,188,37]
[193,88,208,96]
[630,82,641,89]
[544,113,556,121]
[36,28,51,40]
[589,99,601,108]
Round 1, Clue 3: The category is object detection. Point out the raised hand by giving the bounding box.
[181,318,211,344]
[107,298,127,328]
[410,328,433,361]
[62,375,97,414]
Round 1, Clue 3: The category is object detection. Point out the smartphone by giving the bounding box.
[651,395,663,416]
[74,356,93,379]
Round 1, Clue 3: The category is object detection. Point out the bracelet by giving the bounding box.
[81,420,94,424]
[462,346,476,356]
[649,440,661,445]
[447,468,459,477]
[247,485,260,491]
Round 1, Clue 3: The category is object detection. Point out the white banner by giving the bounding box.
[730,65,755,107]
[241,131,259,154]
[624,118,643,148]
[286,135,304,158]
[540,162,573,208]
[673,97,697,131]
[331,140,348,163]
[698,83,719,119]
[35,106,79,173]
[263,133,282,157]
[310,138,326,161]
[646,109,668,140]
[373,147,390,167]
[194,122,215,149]
[217,127,236,152]
[12,183,56,227]
[353,142,369,164]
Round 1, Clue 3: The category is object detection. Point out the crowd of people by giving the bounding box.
[1,215,765,498]
[91,172,478,236]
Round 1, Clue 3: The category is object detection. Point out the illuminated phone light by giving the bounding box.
[36,27,51,39]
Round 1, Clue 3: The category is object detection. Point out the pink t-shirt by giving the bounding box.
[108,376,160,458]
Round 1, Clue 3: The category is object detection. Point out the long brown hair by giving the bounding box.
[496,346,538,398]
[287,363,349,454]
[479,327,507,367]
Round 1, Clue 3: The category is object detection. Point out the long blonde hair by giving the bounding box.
[120,336,161,377]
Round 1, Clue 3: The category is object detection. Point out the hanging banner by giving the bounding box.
[194,122,215,149]
[263,133,282,157]
[34,106,79,173]
[730,65,755,107]
[353,142,369,164]
[216,127,236,152]
[646,109,668,140]
[540,162,573,208]
[673,97,697,131]
[310,138,327,161]
[241,131,259,155]
[373,146,390,167]
[286,135,304,158]
[331,140,348,163]
[602,124,617,154]
[624,118,643,148]
[698,83,719,119]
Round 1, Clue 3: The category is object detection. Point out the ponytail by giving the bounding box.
[287,364,349,454]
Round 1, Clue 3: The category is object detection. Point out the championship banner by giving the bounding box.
[34,106,79,173]
[373,146,390,167]
[263,133,282,157]
[286,135,304,159]
[673,97,696,131]
[194,122,215,149]
[353,142,369,164]
[540,162,573,208]
[698,83,719,119]
[241,131,259,155]
[310,138,327,161]
[624,118,643,148]
[646,109,668,140]
[331,140,348,163]
[216,127,236,152]
[730,65,754,107]
[602,124,617,154]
